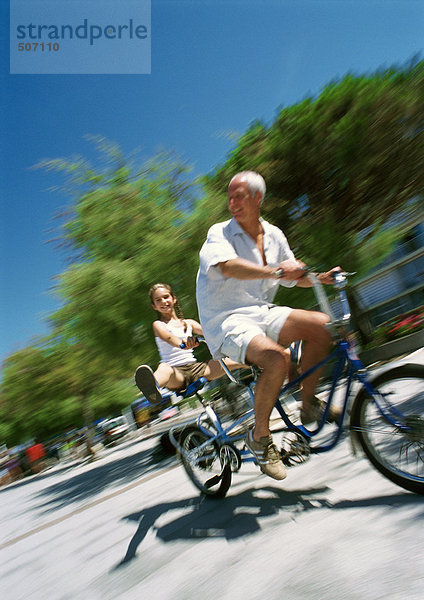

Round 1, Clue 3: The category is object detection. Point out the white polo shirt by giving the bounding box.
[196,217,296,358]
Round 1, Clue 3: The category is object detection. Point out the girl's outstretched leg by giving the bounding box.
[155,363,186,390]
[135,362,187,404]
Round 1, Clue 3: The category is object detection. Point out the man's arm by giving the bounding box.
[218,259,341,287]
[295,267,342,287]
[218,258,276,280]
[218,258,306,280]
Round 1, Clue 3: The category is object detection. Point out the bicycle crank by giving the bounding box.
[280,431,311,466]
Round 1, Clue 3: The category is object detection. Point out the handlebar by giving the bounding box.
[301,266,355,283]
[331,270,356,286]
[180,337,203,349]
[305,269,355,327]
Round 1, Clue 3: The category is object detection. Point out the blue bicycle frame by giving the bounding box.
[172,271,424,497]
[187,309,411,465]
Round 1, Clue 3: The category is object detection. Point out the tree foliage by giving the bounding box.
[1,145,211,445]
[44,145,202,369]
[209,60,424,270]
[0,345,78,442]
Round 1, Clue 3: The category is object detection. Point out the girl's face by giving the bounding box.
[151,287,176,315]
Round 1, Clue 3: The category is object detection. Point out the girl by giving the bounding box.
[135,283,242,404]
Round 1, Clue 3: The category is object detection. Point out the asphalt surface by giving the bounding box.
[1,350,423,600]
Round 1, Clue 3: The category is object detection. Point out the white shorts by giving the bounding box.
[220,305,293,364]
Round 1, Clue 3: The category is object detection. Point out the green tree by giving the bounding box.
[211,61,424,240]
[0,344,80,445]
[1,144,210,445]
[0,338,137,447]
[207,60,424,341]
[40,142,204,373]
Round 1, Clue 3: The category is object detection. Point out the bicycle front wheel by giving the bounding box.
[178,425,232,498]
[350,363,424,495]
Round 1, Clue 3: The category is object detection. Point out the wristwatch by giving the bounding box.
[274,268,285,278]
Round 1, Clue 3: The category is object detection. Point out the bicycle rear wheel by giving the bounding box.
[178,425,232,498]
[350,364,424,495]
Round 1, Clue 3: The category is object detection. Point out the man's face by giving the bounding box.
[228,178,261,225]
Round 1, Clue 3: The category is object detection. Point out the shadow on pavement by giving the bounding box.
[115,486,423,569]
[34,442,177,514]
[331,492,424,513]
[115,485,331,568]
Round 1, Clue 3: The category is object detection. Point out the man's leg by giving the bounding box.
[278,309,331,417]
[245,334,289,439]
[243,334,288,480]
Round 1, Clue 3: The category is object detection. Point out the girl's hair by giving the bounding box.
[149,282,186,329]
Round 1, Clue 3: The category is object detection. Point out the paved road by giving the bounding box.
[1,351,423,600]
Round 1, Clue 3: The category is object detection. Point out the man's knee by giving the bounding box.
[317,312,331,341]
[304,311,331,340]
[247,343,288,371]
[279,309,330,346]
[317,311,331,327]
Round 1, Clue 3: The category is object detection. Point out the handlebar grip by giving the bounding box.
[331,270,356,281]
[180,337,200,349]
[331,269,343,281]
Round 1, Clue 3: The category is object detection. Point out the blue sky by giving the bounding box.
[1,0,423,365]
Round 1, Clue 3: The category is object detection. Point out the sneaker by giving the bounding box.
[245,428,287,480]
[134,365,163,405]
[300,396,342,426]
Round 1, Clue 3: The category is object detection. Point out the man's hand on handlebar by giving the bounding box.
[317,266,343,285]
[274,259,307,281]
[291,265,344,288]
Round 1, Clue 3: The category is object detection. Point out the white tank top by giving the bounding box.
[155,320,197,367]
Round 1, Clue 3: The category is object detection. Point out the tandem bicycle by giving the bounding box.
[168,270,424,498]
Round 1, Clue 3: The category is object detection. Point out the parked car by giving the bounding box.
[100,416,130,446]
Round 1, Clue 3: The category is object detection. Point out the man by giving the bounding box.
[196,171,340,480]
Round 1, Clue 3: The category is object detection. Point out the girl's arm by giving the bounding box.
[153,321,186,348]
[185,319,203,336]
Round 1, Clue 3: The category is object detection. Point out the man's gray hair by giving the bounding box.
[229,171,266,203]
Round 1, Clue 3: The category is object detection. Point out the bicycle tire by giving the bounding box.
[219,443,242,473]
[350,363,424,495]
[178,425,232,498]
